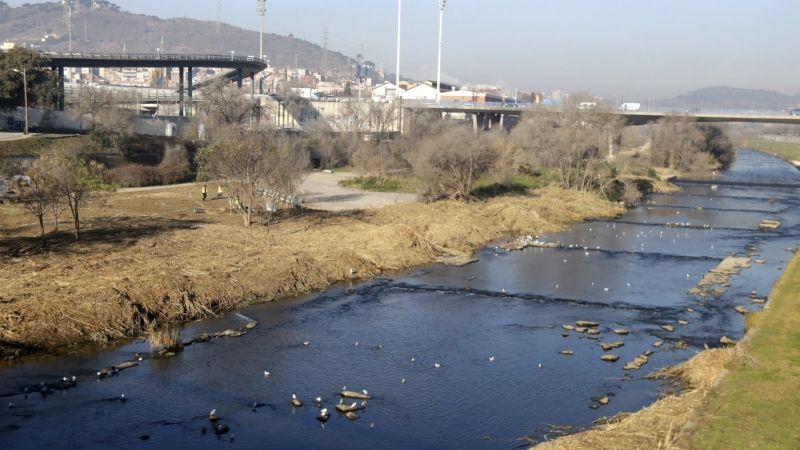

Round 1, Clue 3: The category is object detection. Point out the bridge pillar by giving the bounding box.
[250,73,255,105]
[237,68,243,89]
[178,67,185,116]
[472,113,479,133]
[187,67,193,117]
[57,66,65,111]
[499,114,504,129]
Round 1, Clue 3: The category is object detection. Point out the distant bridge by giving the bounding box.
[41,52,268,114]
[400,101,800,128]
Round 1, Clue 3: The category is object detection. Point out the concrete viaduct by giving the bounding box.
[41,52,267,115]
[399,102,800,130]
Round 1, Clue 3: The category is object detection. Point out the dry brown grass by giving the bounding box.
[0,184,623,358]
[532,348,738,450]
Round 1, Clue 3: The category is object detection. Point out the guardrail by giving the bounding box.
[40,51,266,66]
[400,100,793,116]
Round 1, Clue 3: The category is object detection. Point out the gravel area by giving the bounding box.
[299,171,416,211]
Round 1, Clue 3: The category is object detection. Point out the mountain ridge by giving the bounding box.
[0,1,350,74]
[661,86,800,110]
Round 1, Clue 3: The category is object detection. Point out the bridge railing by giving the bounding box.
[400,100,792,116]
[39,51,266,66]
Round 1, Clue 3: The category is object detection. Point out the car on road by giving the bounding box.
[789,109,800,116]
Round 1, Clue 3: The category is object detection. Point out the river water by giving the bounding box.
[1,150,798,449]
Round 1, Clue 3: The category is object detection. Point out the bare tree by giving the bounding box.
[51,141,109,238]
[195,79,253,137]
[199,128,307,227]
[364,101,400,143]
[13,156,57,245]
[69,86,136,154]
[510,107,624,191]
[413,124,496,201]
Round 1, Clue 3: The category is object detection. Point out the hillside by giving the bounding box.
[662,86,800,110]
[0,1,348,73]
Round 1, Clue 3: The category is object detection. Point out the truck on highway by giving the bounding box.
[619,103,641,111]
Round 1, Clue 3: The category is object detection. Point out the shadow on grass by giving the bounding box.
[473,173,554,200]
[0,216,206,257]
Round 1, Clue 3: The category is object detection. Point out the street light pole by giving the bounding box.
[395,0,402,96]
[13,68,28,135]
[435,0,446,103]
[257,0,266,62]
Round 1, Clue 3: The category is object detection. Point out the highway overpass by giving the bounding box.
[41,52,268,114]
[399,101,800,127]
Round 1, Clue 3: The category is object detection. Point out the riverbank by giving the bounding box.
[0,184,623,359]
[533,247,800,449]
[740,139,800,166]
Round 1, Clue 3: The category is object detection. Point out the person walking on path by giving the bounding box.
[202,185,207,201]
[217,185,223,198]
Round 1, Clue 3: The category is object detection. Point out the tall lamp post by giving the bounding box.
[257,0,266,62]
[435,0,446,103]
[13,68,28,135]
[395,0,402,96]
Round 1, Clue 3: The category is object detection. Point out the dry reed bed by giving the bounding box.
[532,347,742,450]
[0,186,622,357]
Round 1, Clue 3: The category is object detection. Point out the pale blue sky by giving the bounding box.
[9,0,800,99]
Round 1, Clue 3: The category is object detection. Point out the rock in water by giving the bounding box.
[562,325,575,330]
[759,219,781,231]
[340,390,372,399]
[214,424,229,435]
[598,343,614,351]
[216,329,246,338]
[720,336,736,345]
[345,412,360,421]
[559,350,574,356]
[613,329,630,335]
[600,355,619,362]
[652,341,664,347]
[291,398,303,407]
[643,350,655,356]
[591,396,609,405]
[733,306,751,315]
[623,362,641,371]
[576,321,599,328]
[661,325,675,332]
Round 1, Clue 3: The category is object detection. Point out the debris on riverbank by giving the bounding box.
[532,347,739,449]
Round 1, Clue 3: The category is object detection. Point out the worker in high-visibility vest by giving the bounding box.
[217,185,223,198]
[202,185,207,201]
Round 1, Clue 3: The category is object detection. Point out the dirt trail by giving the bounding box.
[0,185,621,358]
[299,171,417,211]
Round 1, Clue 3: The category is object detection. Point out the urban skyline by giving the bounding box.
[4,0,800,99]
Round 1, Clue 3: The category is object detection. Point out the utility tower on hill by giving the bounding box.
[257,0,266,59]
[216,0,221,33]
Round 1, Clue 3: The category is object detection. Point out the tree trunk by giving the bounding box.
[38,215,46,246]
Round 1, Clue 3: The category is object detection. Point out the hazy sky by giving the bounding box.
[9,0,800,99]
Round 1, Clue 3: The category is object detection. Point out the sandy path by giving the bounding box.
[298,171,417,211]
[117,172,416,210]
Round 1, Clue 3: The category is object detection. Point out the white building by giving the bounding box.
[371,82,405,100]
[403,83,440,100]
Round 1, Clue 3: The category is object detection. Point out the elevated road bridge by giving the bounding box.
[400,100,800,129]
[41,52,268,115]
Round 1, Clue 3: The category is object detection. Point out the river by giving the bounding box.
[1,149,798,449]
